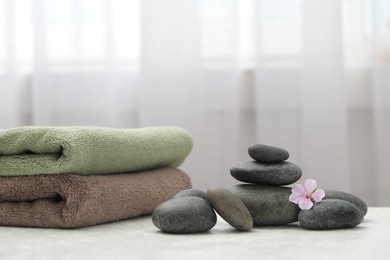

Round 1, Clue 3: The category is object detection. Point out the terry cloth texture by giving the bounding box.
[0,126,193,176]
[0,168,191,228]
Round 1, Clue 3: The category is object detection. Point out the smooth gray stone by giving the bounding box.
[152,197,217,234]
[298,199,364,230]
[323,189,368,216]
[248,144,289,163]
[207,187,253,231]
[229,184,300,225]
[230,161,302,185]
[173,188,208,201]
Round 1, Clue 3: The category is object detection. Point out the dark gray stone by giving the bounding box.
[298,199,364,230]
[229,184,300,225]
[173,188,208,201]
[207,187,253,231]
[152,197,217,233]
[323,189,368,216]
[230,161,302,185]
[248,144,289,163]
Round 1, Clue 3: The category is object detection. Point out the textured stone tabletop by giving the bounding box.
[0,207,389,260]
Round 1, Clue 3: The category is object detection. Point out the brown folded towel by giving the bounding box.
[0,168,191,228]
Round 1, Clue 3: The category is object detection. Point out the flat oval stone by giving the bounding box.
[248,144,289,163]
[230,161,302,185]
[207,187,253,231]
[323,189,368,216]
[229,184,300,225]
[152,197,216,233]
[298,199,364,230]
[173,188,208,201]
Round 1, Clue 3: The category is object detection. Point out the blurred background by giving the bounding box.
[0,0,389,205]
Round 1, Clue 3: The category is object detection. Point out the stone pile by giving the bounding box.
[152,144,367,233]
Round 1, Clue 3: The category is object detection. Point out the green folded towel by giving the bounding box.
[0,126,193,176]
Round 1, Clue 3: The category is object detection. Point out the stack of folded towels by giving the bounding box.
[0,126,193,228]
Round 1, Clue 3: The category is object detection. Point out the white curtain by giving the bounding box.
[0,0,389,205]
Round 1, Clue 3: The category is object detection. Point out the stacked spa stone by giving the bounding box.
[230,144,367,230]
[152,144,368,233]
[229,144,303,226]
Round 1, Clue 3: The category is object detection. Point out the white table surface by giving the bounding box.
[0,207,388,260]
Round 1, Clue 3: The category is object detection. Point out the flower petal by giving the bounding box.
[305,179,317,193]
[289,192,305,204]
[311,189,325,202]
[299,198,314,210]
[291,184,305,195]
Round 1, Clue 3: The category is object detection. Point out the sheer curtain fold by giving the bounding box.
[301,0,350,191]
[140,0,241,187]
[373,67,390,205]
[372,0,390,206]
[0,0,389,204]
[31,0,51,125]
[0,0,20,128]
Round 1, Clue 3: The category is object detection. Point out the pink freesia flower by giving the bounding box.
[289,179,325,210]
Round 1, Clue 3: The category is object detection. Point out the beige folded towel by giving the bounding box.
[0,168,191,228]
